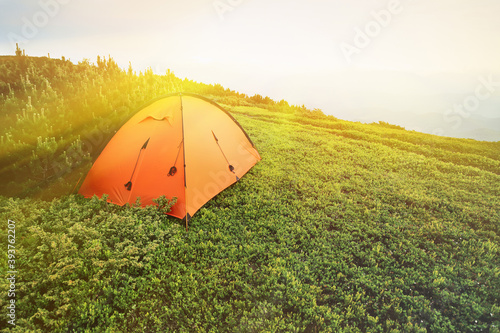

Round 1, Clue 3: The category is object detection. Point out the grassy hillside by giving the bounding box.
[0,53,499,332]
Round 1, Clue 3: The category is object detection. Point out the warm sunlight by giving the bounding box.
[1,1,500,331]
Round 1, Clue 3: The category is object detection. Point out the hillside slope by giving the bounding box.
[0,54,499,332]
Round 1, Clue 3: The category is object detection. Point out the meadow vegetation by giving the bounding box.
[0,50,499,332]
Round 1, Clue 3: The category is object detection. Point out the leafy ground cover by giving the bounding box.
[0,53,499,332]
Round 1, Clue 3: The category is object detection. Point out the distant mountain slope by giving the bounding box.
[344,108,500,142]
[264,69,500,142]
[459,126,500,142]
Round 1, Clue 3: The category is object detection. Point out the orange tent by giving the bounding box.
[79,93,261,224]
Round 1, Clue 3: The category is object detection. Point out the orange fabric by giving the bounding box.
[78,94,261,220]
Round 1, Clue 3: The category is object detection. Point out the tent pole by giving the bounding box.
[180,93,188,232]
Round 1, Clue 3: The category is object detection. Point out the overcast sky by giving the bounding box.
[1,0,500,123]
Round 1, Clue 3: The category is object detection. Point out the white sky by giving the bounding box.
[1,0,500,122]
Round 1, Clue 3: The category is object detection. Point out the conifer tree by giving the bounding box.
[15,43,22,57]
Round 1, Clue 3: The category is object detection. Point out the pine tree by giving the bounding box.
[128,62,133,76]
[15,43,22,57]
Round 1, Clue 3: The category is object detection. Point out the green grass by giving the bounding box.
[0,54,499,332]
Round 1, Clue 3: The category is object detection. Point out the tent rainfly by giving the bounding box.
[78,93,261,226]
